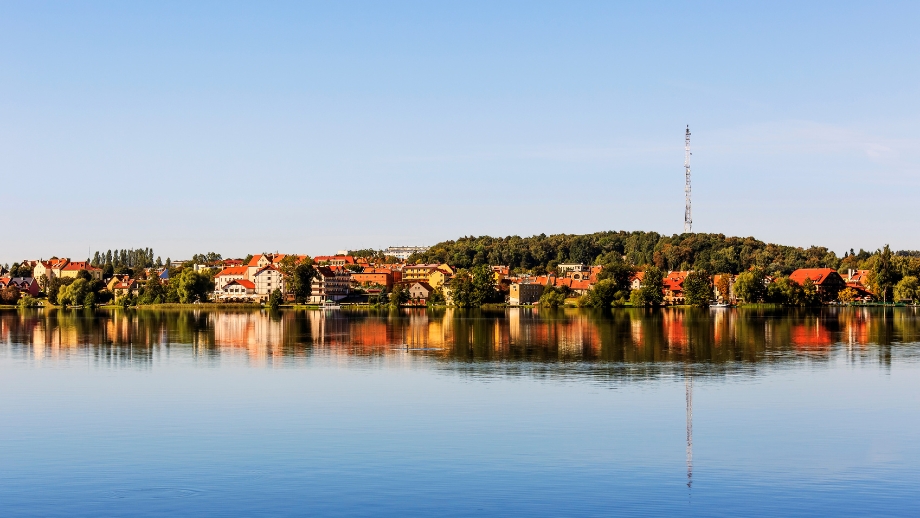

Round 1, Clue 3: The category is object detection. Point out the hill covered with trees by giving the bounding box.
[409,231,916,277]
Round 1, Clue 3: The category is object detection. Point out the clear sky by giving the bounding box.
[2,1,918,264]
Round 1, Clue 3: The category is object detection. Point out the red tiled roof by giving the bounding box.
[789,268,840,286]
[62,261,101,271]
[215,266,248,277]
[227,279,255,289]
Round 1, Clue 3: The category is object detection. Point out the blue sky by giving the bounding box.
[2,1,918,263]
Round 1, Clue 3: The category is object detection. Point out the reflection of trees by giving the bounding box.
[1,307,919,375]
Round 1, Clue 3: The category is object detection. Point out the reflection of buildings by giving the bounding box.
[0,307,917,366]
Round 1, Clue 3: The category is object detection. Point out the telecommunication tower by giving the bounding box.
[684,126,692,233]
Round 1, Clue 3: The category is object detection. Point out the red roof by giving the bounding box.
[215,266,247,277]
[227,279,255,289]
[62,261,101,271]
[789,268,840,286]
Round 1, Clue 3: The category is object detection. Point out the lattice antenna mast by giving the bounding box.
[684,126,692,233]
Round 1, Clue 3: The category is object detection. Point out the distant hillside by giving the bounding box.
[409,231,849,275]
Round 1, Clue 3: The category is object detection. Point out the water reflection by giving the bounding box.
[2,307,918,371]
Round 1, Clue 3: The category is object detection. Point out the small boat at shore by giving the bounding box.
[710,302,733,308]
[320,301,341,310]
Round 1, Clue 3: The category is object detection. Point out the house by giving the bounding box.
[310,266,351,304]
[557,263,589,276]
[33,258,70,280]
[630,272,645,290]
[384,246,429,261]
[427,269,451,289]
[60,261,103,280]
[491,266,510,282]
[408,282,434,302]
[314,255,356,266]
[215,279,256,301]
[509,282,544,305]
[252,266,284,301]
[107,274,131,291]
[111,278,141,298]
[789,268,847,296]
[845,269,872,291]
[0,277,40,296]
[214,266,248,291]
[403,264,442,282]
[663,271,690,305]
[352,270,394,291]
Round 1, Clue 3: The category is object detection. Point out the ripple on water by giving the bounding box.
[105,487,204,500]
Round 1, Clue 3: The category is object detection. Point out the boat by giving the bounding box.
[320,300,341,310]
[709,302,732,308]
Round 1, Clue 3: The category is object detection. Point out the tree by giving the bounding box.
[638,266,664,306]
[389,283,409,307]
[1,286,21,305]
[139,275,166,305]
[58,279,88,307]
[579,279,617,308]
[428,288,446,306]
[894,276,919,302]
[733,268,766,303]
[715,275,732,303]
[176,269,213,303]
[84,292,96,309]
[683,271,713,307]
[872,245,897,304]
[46,277,75,305]
[766,276,805,306]
[540,286,567,308]
[838,287,857,304]
[268,289,283,310]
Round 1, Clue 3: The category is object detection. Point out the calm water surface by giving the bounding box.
[1,307,919,517]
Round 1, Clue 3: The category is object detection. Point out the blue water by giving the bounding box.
[1,308,919,516]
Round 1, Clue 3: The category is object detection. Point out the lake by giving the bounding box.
[1,307,919,517]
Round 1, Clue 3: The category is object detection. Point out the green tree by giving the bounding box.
[139,274,166,305]
[683,271,713,307]
[639,266,664,306]
[733,268,766,303]
[58,279,88,307]
[894,276,919,302]
[579,279,617,308]
[540,286,567,308]
[268,289,283,310]
[428,288,446,306]
[389,283,409,307]
[176,269,213,303]
[83,292,96,309]
[871,245,897,303]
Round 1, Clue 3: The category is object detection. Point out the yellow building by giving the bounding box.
[428,269,451,289]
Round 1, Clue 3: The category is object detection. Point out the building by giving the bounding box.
[630,271,645,290]
[509,282,544,305]
[557,263,589,275]
[351,270,394,291]
[663,271,690,305]
[408,282,434,302]
[0,277,40,296]
[384,246,429,261]
[427,269,452,289]
[789,268,847,296]
[111,278,141,298]
[33,258,70,281]
[314,255,356,266]
[215,279,256,301]
[310,266,351,304]
[403,264,443,282]
[214,266,248,291]
[60,262,103,280]
[252,266,284,301]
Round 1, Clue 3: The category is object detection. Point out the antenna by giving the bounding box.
[684,126,692,233]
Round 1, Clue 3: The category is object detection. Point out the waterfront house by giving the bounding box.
[509,282,544,305]
[789,268,847,296]
[310,266,351,304]
[408,282,434,303]
[215,279,256,301]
